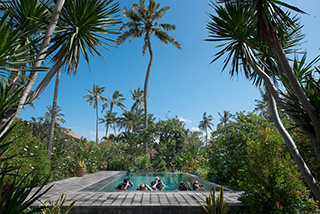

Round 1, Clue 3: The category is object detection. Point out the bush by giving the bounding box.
[138,154,151,171]
[239,127,319,213]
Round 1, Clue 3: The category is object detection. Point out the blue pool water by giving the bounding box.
[98,172,214,191]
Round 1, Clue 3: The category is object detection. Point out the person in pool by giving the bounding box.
[151,177,166,190]
[115,178,133,190]
[136,183,153,191]
[178,182,191,191]
[192,180,202,191]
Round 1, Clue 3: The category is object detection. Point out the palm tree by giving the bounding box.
[254,88,273,120]
[198,112,214,146]
[83,84,106,144]
[129,87,144,112]
[47,69,61,160]
[102,90,126,137]
[1,0,121,136]
[206,0,320,200]
[0,0,65,135]
[117,0,181,132]
[99,111,119,137]
[217,111,233,128]
[42,105,66,125]
[118,110,140,133]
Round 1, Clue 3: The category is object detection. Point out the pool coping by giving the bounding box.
[29,171,245,214]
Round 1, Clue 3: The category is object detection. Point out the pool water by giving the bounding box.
[98,172,214,191]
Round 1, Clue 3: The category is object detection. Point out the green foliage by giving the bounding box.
[0,81,52,213]
[151,154,167,172]
[239,127,319,213]
[143,116,187,171]
[41,194,76,214]
[138,154,151,171]
[191,186,228,214]
[77,160,86,168]
[209,112,272,185]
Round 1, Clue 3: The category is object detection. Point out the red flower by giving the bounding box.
[2,184,17,206]
[300,136,306,140]
[281,146,286,149]
[275,129,278,132]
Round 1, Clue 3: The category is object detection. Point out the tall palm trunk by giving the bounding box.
[105,105,113,137]
[0,0,65,137]
[48,69,61,161]
[266,85,320,201]
[143,32,153,153]
[113,125,117,136]
[205,128,208,146]
[95,97,99,144]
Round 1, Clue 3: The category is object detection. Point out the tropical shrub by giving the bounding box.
[209,112,274,186]
[137,154,151,171]
[239,127,319,213]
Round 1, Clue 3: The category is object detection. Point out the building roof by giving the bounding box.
[60,127,81,140]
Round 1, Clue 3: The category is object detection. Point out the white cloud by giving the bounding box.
[191,127,200,132]
[179,117,192,123]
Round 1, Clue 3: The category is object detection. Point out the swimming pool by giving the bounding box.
[97,172,215,191]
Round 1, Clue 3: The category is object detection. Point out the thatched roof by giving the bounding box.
[60,127,81,140]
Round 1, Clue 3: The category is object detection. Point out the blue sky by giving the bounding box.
[20,0,320,141]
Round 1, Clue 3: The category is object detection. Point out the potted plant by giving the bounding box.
[75,160,87,177]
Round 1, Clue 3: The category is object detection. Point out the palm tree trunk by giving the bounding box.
[48,69,61,161]
[113,125,117,136]
[143,32,153,153]
[269,31,320,151]
[247,48,320,162]
[106,105,113,138]
[0,0,65,137]
[205,128,208,146]
[266,85,320,201]
[95,98,99,144]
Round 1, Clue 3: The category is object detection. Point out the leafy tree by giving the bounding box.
[83,84,106,144]
[198,112,214,145]
[240,127,319,213]
[117,0,182,135]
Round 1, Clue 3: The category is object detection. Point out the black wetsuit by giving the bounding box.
[151,180,163,190]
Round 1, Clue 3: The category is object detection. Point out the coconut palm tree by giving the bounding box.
[102,90,126,137]
[117,0,181,132]
[118,110,141,133]
[206,0,320,200]
[83,84,106,144]
[129,87,144,112]
[42,105,65,125]
[99,111,120,137]
[198,112,214,146]
[217,111,233,128]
